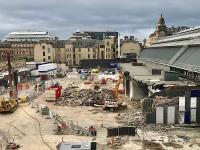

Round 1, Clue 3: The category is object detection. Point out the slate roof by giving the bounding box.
[139,45,200,73]
[73,39,99,48]
[139,47,181,62]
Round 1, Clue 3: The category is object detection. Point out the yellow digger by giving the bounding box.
[103,71,127,111]
[0,53,28,113]
[0,97,18,113]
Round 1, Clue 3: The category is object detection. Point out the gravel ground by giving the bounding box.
[0,76,200,150]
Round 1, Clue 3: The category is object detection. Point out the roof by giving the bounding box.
[139,47,181,62]
[155,26,200,44]
[2,31,55,42]
[0,42,12,48]
[172,46,200,73]
[139,45,200,73]
[74,39,99,48]
[121,63,193,86]
[176,46,200,66]
[37,40,68,48]
[9,31,48,35]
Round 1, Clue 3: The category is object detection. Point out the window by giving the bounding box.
[48,56,51,60]
[48,48,50,53]
[107,42,109,46]
[43,51,45,56]
[93,48,95,52]
[93,54,96,59]
[43,58,46,62]
[79,48,81,52]
[88,48,90,52]
[100,45,105,48]
[88,54,90,59]
[42,46,45,50]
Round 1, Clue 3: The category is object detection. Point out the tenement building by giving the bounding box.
[34,31,120,66]
[0,31,56,61]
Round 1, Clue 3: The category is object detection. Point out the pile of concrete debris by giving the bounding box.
[57,85,114,106]
[154,96,179,107]
[115,111,143,127]
[142,125,181,132]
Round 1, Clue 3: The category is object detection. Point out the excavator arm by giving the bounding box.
[113,72,124,99]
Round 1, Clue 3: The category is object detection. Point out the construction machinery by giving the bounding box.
[0,53,29,113]
[0,53,18,113]
[0,129,21,149]
[0,97,18,113]
[54,115,69,135]
[103,71,127,111]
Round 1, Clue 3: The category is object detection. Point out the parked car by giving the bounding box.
[0,74,4,79]
[104,69,115,75]
[78,69,88,74]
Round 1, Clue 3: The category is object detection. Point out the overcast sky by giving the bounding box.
[0,0,200,40]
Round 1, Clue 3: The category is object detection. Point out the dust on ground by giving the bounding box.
[0,76,200,150]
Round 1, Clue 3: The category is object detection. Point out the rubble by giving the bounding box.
[142,125,181,132]
[57,85,114,106]
[163,142,183,149]
[115,111,143,127]
[154,96,179,107]
[143,140,163,150]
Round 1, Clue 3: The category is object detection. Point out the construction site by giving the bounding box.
[0,52,200,150]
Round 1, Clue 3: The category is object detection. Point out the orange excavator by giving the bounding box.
[103,71,127,111]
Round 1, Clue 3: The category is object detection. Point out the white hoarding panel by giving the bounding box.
[167,106,175,124]
[179,97,185,111]
[191,109,196,123]
[190,97,197,108]
[156,107,164,124]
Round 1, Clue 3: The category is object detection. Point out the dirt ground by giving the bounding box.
[0,75,200,150]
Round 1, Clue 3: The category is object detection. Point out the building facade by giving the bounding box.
[146,14,190,47]
[34,42,56,63]
[2,31,55,42]
[120,36,142,57]
[70,31,119,40]
[33,35,119,66]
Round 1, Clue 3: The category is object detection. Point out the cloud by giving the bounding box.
[0,0,200,40]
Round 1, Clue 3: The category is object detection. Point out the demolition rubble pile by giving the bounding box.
[154,96,179,107]
[143,125,181,132]
[57,85,114,106]
[115,111,143,127]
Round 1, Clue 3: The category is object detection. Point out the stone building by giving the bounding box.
[0,43,13,61]
[34,42,56,63]
[0,41,36,61]
[2,31,55,42]
[120,36,142,57]
[33,34,118,66]
[65,37,118,66]
[146,14,189,47]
